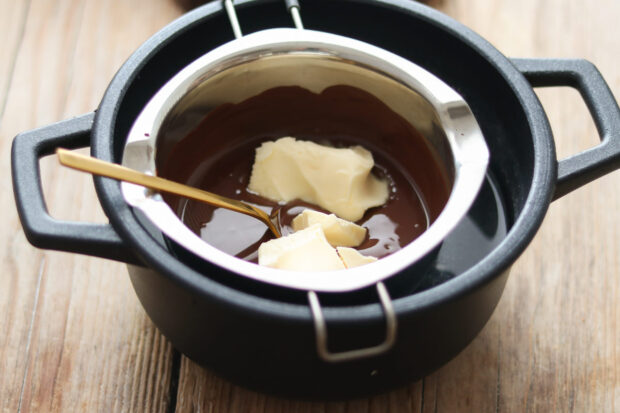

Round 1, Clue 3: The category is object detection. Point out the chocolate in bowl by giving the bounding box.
[157,84,451,264]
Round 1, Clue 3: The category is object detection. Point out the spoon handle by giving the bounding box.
[56,148,281,237]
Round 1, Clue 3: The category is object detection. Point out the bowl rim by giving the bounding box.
[92,0,555,319]
[120,27,489,293]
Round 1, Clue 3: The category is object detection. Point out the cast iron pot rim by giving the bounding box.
[92,0,555,320]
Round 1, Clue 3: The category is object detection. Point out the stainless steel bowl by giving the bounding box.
[121,28,489,293]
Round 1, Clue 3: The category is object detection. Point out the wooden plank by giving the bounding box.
[175,357,424,413]
[0,0,80,410]
[0,0,184,412]
[174,1,619,412]
[0,0,29,121]
[0,2,32,411]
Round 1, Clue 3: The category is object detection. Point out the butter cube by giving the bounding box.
[336,247,378,268]
[258,224,345,271]
[291,209,367,247]
[248,137,389,221]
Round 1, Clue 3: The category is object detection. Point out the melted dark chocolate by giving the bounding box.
[157,85,451,262]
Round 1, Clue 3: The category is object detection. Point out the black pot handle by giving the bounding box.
[513,58,620,200]
[11,113,140,265]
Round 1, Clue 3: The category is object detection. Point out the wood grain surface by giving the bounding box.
[1,0,618,412]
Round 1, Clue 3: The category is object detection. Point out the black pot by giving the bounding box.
[11,0,620,399]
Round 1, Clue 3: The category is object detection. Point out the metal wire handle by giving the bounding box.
[224,0,303,38]
[308,282,397,362]
[284,0,304,29]
[224,0,243,38]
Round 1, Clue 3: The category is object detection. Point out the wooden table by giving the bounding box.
[1,0,618,411]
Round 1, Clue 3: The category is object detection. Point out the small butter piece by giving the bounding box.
[248,137,389,221]
[258,224,345,271]
[291,209,367,247]
[336,247,378,268]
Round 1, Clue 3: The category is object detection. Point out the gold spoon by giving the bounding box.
[56,148,281,238]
